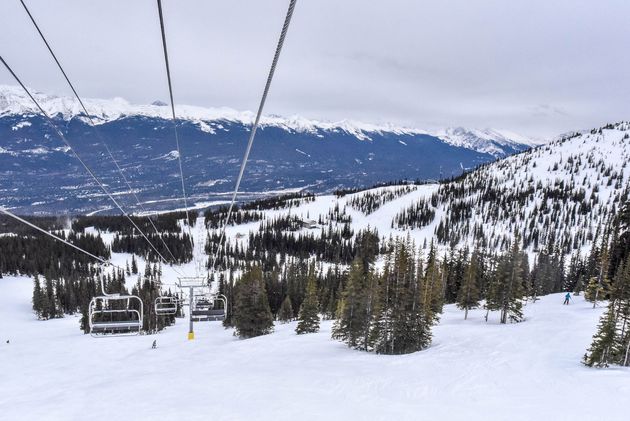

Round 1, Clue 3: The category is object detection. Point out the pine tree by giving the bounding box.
[586,237,612,308]
[296,270,320,334]
[584,255,630,367]
[233,266,274,339]
[422,242,444,324]
[497,238,526,324]
[484,254,503,321]
[322,288,337,320]
[584,303,619,367]
[371,239,431,354]
[277,296,294,323]
[32,275,44,319]
[332,258,371,350]
[43,274,58,319]
[131,255,138,275]
[584,277,610,306]
[457,248,481,320]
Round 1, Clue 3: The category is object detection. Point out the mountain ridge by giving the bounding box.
[0,84,534,157]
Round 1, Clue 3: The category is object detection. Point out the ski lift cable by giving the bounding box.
[18,0,181,266]
[156,0,197,274]
[210,0,298,279]
[0,55,185,277]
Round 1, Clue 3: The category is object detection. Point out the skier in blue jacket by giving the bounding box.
[563,292,571,305]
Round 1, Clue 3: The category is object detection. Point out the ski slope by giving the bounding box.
[1,276,627,421]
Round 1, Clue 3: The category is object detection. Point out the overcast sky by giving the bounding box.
[2,0,629,138]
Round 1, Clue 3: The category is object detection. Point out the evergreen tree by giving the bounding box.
[322,288,337,320]
[277,296,294,323]
[32,275,44,319]
[370,239,432,354]
[296,270,320,334]
[332,258,371,350]
[497,238,526,324]
[585,237,612,308]
[457,248,481,319]
[43,274,59,319]
[583,304,618,367]
[484,254,503,321]
[584,255,630,367]
[131,255,138,275]
[422,242,444,324]
[584,277,610,306]
[233,266,274,339]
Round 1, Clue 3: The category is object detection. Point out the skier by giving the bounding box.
[563,292,571,305]
[152,340,157,349]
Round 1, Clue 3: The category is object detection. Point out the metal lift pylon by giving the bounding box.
[177,277,227,340]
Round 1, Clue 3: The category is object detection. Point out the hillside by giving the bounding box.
[0,85,533,214]
[198,122,629,268]
[1,122,629,420]
[1,275,627,421]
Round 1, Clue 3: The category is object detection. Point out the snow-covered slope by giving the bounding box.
[207,121,630,261]
[0,275,626,421]
[0,84,532,154]
[3,120,629,419]
[436,126,540,156]
[423,122,630,254]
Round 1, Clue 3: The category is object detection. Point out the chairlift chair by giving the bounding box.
[177,277,227,322]
[154,296,178,316]
[89,294,143,337]
[191,293,227,322]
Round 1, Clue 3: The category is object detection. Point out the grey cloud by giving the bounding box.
[1,0,629,139]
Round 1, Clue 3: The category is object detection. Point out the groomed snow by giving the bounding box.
[1,275,627,421]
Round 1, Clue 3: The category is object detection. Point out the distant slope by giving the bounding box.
[0,85,532,214]
[214,121,629,259]
[418,122,630,254]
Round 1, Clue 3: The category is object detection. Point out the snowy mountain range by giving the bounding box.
[0,85,535,154]
[0,85,536,214]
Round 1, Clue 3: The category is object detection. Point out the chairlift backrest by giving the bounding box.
[89,295,144,337]
[155,296,178,316]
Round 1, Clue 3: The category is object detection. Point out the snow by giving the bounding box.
[11,121,31,130]
[195,179,228,188]
[0,146,18,156]
[435,127,535,156]
[22,147,50,155]
[0,85,533,154]
[153,150,180,161]
[1,275,627,421]
[195,120,216,134]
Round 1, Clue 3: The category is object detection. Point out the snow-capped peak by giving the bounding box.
[0,84,534,155]
[433,127,538,157]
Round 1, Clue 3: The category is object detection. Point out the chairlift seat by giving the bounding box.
[155,296,178,316]
[89,295,144,337]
